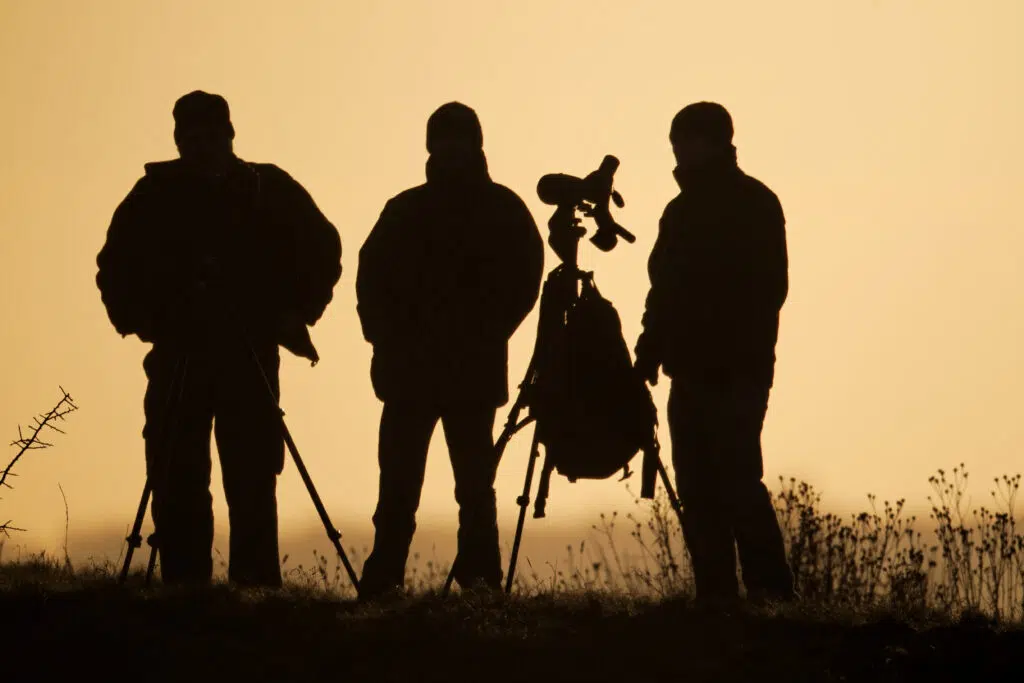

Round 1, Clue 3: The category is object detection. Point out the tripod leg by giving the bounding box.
[441,560,457,597]
[280,416,360,594]
[231,332,360,595]
[118,479,152,584]
[505,430,542,594]
[656,456,686,533]
[119,355,190,586]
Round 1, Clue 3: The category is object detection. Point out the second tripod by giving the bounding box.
[442,265,685,597]
[440,154,684,597]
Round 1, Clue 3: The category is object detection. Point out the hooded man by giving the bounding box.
[634,102,796,606]
[356,102,544,598]
[96,90,342,587]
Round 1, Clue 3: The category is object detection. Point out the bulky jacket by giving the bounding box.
[96,157,341,355]
[356,153,544,406]
[636,157,788,385]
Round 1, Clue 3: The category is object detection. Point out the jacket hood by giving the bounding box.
[143,159,183,176]
[143,155,251,179]
[425,148,490,189]
[673,144,740,191]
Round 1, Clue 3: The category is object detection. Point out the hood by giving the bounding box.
[143,158,184,177]
[143,155,252,181]
[425,148,491,190]
[673,144,740,191]
[142,156,260,198]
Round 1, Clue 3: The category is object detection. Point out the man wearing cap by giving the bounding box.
[96,90,342,587]
[356,102,544,598]
[634,102,795,607]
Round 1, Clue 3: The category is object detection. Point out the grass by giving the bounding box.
[5,467,1024,680]
[3,553,1022,681]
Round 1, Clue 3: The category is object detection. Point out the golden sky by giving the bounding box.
[2,1,1022,561]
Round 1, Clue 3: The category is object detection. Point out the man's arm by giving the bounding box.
[487,191,544,341]
[355,199,403,347]
[96,179,161,341]
[764,194,789,312]
[735,188,788,316]
[633,208,675,384]
[267,167,342,327]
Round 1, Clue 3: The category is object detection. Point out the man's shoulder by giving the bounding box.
[114,159,180,202]
[247,161,288,179]
[385,183,430,209]
[141,158,181,176]
[660,193,686,221]
[381,179,531,214]
[364,185,427,228]
[487,181,525,201]
[487,182,532,211]
[245,162,331,209]
[134,158,182,188]
[245,161,300,190]
[390,180,523,203]
[736,171,783,211]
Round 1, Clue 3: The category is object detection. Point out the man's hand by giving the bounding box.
[634,332,661,386]
[277,309,320,364]
[634,357,659,386]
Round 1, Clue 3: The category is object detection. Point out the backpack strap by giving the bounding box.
[641,440,659,500]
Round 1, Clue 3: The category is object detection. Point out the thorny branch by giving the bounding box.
[1,387,77,536]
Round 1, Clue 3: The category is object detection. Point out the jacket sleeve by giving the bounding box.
[634,207,675,365]
[758,192,788,313]
[728,188,788,318]
[356,198,402,347]
[95,179,160,341]
[269,167,342,326]
[484,192,544,341]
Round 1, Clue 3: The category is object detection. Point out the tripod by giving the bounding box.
[441,203,685,597]
[118,323,360,594]
[118,354,189,585]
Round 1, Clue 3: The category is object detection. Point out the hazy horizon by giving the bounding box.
[3,1,1023,564]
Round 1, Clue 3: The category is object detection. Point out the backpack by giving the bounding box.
[525,267,660,518]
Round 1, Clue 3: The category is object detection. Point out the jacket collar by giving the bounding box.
[425,149,491,190]
[672,145,740,191]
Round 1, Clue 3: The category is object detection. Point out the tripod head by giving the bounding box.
[537,155,635,263]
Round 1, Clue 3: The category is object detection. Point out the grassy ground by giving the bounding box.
[2,559,1022,683]
[7,425,1024,682]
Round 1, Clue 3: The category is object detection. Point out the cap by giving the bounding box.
[426,101,483,153]
[173,90,235,142]
[670,101,733,146]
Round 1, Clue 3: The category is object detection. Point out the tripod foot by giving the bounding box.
[441,559,457,598]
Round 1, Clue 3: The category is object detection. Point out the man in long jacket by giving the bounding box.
[96,90,342,587]
[356,102,544,597]
[634,102,796,606]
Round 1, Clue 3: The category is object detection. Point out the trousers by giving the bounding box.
[143,340,284,587]
[667,374,794,602]
[361,401,501,595]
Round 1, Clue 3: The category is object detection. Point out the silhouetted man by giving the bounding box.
[356,102,544,598]
[96,91,342,587]
[634,102,795,606]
